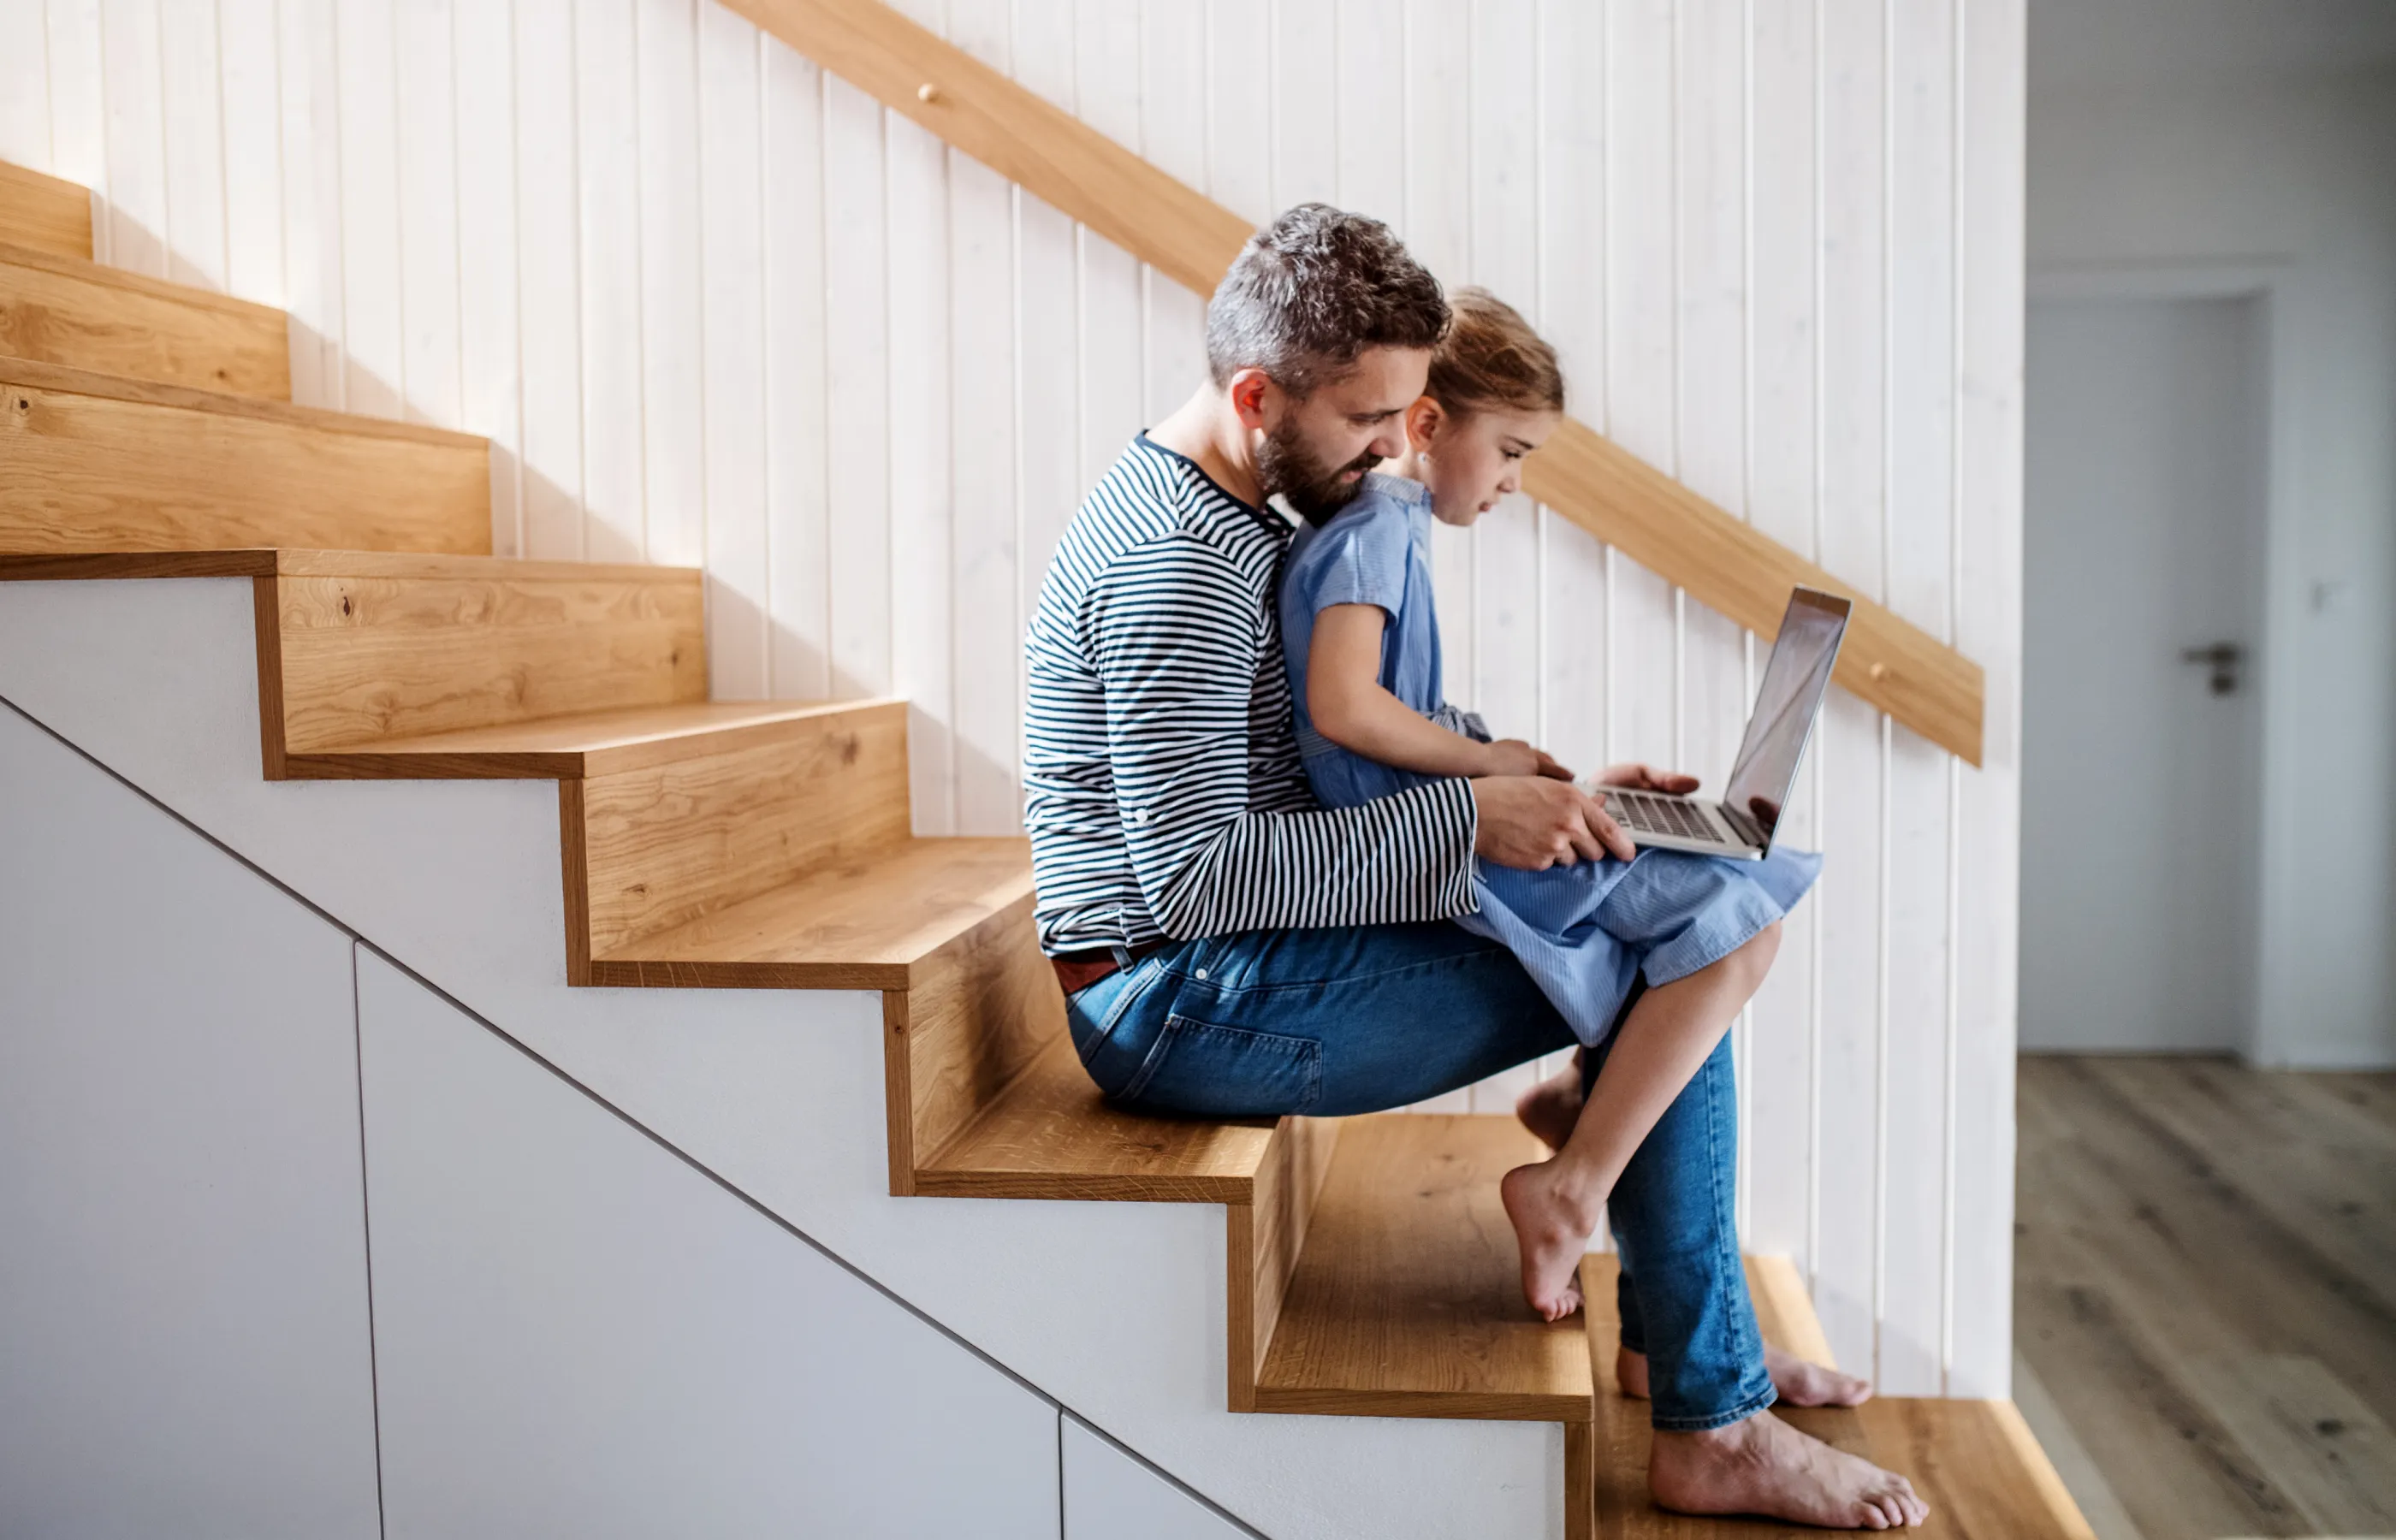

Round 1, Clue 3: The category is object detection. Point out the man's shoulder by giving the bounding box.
[1069,438,1284,578]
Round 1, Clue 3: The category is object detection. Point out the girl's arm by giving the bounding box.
[1308,603,1568,780]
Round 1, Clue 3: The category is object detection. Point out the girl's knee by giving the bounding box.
[1727,921,1782,988]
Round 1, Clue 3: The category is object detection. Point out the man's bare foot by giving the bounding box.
[1498,1160,1600,1321]
[1515,1063,1585,1152]
[1617,1345,1874,1408]
[1650,1410,1928,1529]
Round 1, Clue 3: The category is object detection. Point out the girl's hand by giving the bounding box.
[1593,761,1700,796]
[1483,739,1575,780]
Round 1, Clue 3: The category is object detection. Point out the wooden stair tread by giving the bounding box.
[916,1032,1278,1202]
[0,548,698,583]
[0,162,92,262]
[1,356,478,447]
[1581,1253,2093,1537]
[1255,1115,1595,1422]
[0,239,290,398]
[590,835,1037,990]
[289,697,899,778]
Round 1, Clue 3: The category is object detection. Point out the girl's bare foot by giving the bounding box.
[1650,1411,1928,1529]
[1513,1066,1585,1151]
[1498,1160,1600,1321]
[1617,1345,1873,1407]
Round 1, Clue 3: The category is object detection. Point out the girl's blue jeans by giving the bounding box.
[1064,918,1776,1431]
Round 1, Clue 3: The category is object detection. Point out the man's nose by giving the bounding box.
[1368,424,1408,461]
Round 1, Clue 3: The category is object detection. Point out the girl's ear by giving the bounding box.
[1404,395,1443,452]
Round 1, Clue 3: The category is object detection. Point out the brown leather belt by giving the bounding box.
[1051,941,1165,997]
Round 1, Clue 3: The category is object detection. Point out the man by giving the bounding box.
[1022,204,1926,1530]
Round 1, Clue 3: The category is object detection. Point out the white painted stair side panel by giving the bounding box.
[0,577,1560,1540]
[354,948,1060,1539]
[0,704,383,1540]
[1065,1416,1254,1540]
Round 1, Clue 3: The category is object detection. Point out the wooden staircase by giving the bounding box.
[0,163,2088,1540]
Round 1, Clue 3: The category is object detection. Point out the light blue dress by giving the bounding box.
[1278,474,1822,1047]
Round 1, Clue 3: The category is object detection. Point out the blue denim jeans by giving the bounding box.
[1065,919,1776,1430]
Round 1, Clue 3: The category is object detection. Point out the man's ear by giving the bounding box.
[1405,394,1444,453]
[1226,367,1275,429]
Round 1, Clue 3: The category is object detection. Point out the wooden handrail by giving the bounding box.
[720,0,1987,765]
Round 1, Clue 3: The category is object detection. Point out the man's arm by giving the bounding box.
[1089,533,1482,937]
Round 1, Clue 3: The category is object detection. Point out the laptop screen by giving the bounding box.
[1723,589,1851,841]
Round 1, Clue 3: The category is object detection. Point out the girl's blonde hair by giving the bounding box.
[1424,287,1566,418]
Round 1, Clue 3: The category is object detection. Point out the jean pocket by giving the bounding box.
[1118,1013,1323,1117]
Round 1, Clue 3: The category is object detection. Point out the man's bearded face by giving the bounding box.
[1254,407,1383,519]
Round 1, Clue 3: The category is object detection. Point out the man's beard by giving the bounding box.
[1256,414,1382,521]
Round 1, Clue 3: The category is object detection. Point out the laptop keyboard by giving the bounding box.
[1606,791,1723,844]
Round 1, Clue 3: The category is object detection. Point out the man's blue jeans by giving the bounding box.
[1065,918,1776,1431]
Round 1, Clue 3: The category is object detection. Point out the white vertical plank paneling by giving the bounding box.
[697,5,770,698]
[821,74,890,696]
[334,0,404,419]
[1206,0,1272,223]
[1603,0,1680,770]
[453,0,525,555]
[1741,0,1823,1270]
[1675,0,1748,795]
[40,0,2022,1402]
[513,0,586,559]
[1535,0,1610,779]
[1274,0,1339,208]
[1878,0,1960,1398]
[1137,0,1208,427]
[278,0,344,406]
[1812,0,1889,1381]
[1011,4,1077,764]
[395,0,462,429]
[638,0,706,571]
[887,0,957,829]
[0,1,50,168]
[1332,0,1403,223]
[760,38,829,697]
[573,0,646,561]
[98,0,167,275]
[217,0,287,307]
[947,0,1023,832]
[44,0,106,198]
[1074,7,1145,497]
[1951,0,2025,1400]
[156,0,227,292]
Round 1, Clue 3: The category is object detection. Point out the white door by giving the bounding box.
[2021,295,2267,1052]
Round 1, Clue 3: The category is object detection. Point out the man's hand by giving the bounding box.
[1481,739,1575,781]
[1592,761,1700,796]
[1471,776,1635,868]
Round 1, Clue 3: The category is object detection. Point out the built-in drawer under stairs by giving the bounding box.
[0,157,2088,1538]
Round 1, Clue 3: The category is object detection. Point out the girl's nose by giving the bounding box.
[1498,466,1521,496]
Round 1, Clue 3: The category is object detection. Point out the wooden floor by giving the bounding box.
[2016,1054,2396,1539]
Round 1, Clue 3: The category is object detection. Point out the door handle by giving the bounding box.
[2180,642,2245,696]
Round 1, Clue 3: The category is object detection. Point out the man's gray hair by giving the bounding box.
[1204,204,1450,396]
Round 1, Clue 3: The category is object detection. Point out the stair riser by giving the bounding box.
[1228,1115,1341,1413]
[0,163,91,261]
[258,566,706,763]
[572,701,913,965]
[1,249,290,398]
[882,893,1063,1197]
[2,382,489,557]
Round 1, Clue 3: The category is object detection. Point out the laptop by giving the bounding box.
[1587,587,1852,860]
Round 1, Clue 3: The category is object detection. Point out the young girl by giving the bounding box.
[1278,289,1821,1322]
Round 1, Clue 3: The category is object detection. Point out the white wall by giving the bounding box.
[0,0,2027,1395]
[0,704,384,1540]
[0,691,1273,1539]
[2028,66,2396,1069]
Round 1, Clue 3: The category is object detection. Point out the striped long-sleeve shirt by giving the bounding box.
[1023,435,1480,955]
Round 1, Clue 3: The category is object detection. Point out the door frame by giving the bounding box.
[2026,260,2289,1062]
